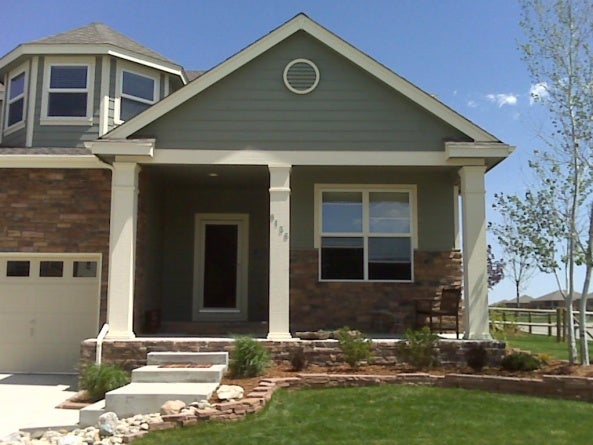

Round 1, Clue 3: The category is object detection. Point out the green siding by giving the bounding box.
[135,32,470,151]
[159,183,269,322]
[32,56,102,147]
[291,166,457,251]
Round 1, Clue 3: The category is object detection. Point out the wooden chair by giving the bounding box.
[415,287,462,339]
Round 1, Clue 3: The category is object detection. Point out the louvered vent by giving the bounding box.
[283,59,319,94]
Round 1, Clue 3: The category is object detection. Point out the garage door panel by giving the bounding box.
[0,254,101,373]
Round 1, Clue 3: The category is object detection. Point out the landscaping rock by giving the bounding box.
[216,385,244,401]
[160,400,186,416]
[98,412,119,437]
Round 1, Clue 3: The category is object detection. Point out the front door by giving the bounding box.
[193,214,248,320]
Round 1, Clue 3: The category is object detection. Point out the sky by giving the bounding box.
[0,0,565,303]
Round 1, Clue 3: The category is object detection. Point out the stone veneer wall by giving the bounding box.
[290,249,462,334]
[0,168,112,322]
[80,338,505,374]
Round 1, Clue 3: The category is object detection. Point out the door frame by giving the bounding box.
[192,213,249,321]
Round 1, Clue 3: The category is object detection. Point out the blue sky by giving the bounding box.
[1,0,561,302]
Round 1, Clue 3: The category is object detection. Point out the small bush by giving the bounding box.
[290,347,307,371]
[465,345,488,371]
[501,351,541,372]
[335,327,373,369]
[81,363,130,401]
[229,336,271,378]
[399,327,439,370]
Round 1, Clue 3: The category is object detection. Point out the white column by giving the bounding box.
[459,166,490,339]
[106,162,140,339]
[267,164,292,340]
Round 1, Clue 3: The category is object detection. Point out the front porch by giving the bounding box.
[101,161,491,341]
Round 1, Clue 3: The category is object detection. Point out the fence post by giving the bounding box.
[548,312,552,337]
[556,308,562,342]
[528,312,532,334]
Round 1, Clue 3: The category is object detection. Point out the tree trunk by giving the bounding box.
[579,203,593,365]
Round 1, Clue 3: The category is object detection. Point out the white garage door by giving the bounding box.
[0,254,101,373]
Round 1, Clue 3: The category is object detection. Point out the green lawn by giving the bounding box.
[493,332,592,361]
[135,385,593,445]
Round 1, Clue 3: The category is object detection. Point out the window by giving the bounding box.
[317,186,415,281]
[116,67,158,122]
[73,261,97,278]
[41,58,94,123]
[5,67,27,130]
[7,261,30,277]
[40,261,64,277]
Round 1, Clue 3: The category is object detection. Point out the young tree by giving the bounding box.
[519,0,593,364]
[487,244,505,290]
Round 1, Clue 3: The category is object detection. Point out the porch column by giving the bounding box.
[267,164,292,340]
[106,162,140,339]
[459,166,490,340]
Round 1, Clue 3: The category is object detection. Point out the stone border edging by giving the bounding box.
[121,372,593,443]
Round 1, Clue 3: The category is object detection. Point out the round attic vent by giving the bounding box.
[283,59,319,94]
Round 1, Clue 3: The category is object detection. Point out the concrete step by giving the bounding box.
[132,364,227,383]
[104,382,219,418]
[147,351,228,366]
[79,400,106,427]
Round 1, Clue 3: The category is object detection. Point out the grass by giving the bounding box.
[493,331,593,361]
[135,385,593,445]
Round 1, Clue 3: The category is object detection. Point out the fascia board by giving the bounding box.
[86,139,155,157]
[0,154,110,169]
[0,44,184,78]
[107,14,501,143]
[445,142,515,159]
[107,18,303,139]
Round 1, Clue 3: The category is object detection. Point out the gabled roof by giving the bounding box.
[32,23,176,65]
[534,290,581,302]
[105,13,501,142]
[0,23,186,81]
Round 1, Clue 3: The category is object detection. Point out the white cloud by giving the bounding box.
[467,100,478,108]
[486,93,518,107]
[529,82,549,105]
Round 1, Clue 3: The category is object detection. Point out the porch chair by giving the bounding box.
[415,287,462,339]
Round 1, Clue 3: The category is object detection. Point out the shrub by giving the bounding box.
[501,351,541,372]
[335,327,373,369]
[229,336,271,378]
[465,345,488,371]
[81,363,130,401]
[399,327,439,370]
[290,347,307,371]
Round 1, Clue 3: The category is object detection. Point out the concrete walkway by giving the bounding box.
[0,374,79,440]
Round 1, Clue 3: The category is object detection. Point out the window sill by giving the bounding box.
[3,121,26,136]
[40,117,93,126]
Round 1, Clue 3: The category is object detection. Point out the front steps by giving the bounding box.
[80,351,228,426]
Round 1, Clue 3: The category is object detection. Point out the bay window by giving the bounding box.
[317,185,415,281]
[42,57,94,123]
[5,67,27,130]
[116,66,158,122]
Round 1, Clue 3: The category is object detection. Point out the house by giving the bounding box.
[528,290,580,310]
[0,14,512,373]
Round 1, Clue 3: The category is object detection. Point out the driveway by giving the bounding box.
[0,374,79,440]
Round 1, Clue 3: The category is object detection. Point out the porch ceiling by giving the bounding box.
[144,165,269,187]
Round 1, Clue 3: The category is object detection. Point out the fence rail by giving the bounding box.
[489,307,593,342]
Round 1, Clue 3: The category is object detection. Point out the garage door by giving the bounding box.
[0,254,101,373]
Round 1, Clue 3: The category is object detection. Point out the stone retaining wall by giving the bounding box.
[122,372,593,443]
[80,338,506,374]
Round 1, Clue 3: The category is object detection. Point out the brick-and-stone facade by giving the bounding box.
[0,168,112,322]
[290,249,462,334]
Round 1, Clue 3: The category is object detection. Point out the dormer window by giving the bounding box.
[5,65,28,132]
[41,57,94,125]
[115,63,158,123]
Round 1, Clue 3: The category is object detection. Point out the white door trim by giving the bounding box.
[192,213,249,321]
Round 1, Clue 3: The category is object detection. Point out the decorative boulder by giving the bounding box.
[160,399,186,415]
[216,384,244,401]
[98,411,119,437]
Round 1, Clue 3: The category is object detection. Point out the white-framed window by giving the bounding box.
[115,63,158,123]
[5,64,28,132]
[315,184,417,282]
[41,57,94,124]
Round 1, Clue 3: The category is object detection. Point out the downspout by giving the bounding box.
[96,323,110,366]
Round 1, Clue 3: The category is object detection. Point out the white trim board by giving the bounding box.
[104,14,503,143]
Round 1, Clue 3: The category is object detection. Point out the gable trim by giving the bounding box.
[106,14,498,142]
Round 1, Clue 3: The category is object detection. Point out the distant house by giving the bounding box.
[501,294,533,308]
[529,290,581,310]
[0,14,512,373]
